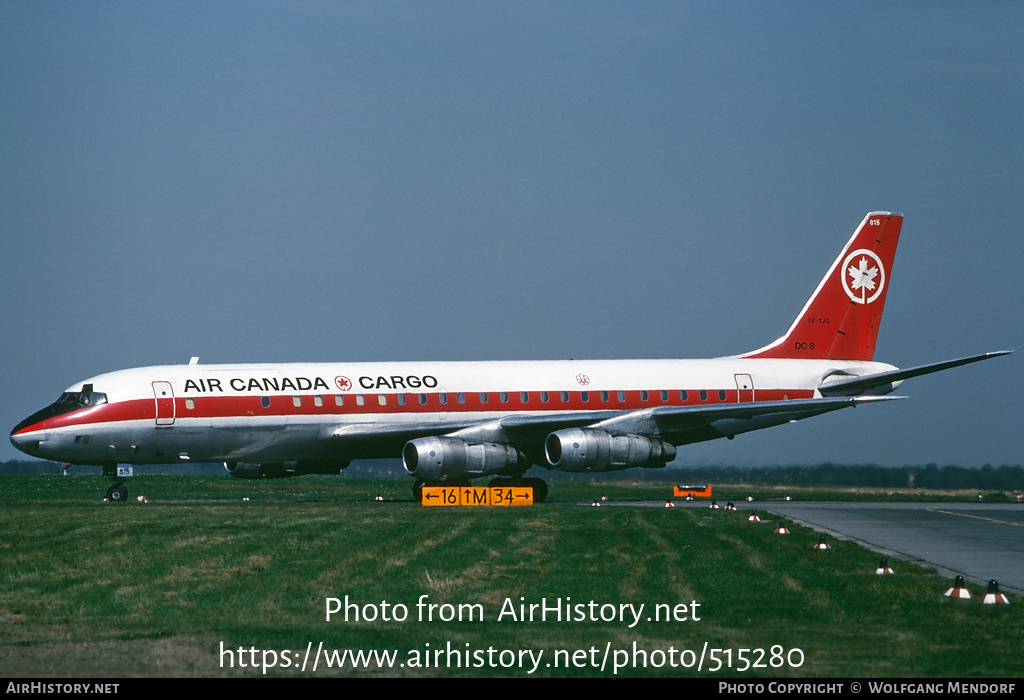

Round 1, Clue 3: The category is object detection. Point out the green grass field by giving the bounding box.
[0,475,1020,677]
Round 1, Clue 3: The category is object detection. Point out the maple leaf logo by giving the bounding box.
[848,256,879,301]
[840,249,886,304]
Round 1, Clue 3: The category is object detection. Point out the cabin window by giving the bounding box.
[378,394,387,406]
[398,394,407,405]
[520,391,529,403]
[540,391,549,403]
[660,390,668,401]
[293,396,302,407]
[314,395,323,407]
[641,390,649,401]
[185,398,195,410]
[680,390,688,401]
[618,390,625,402]
[500,392,509,403]
[580,391,589,402]
[356,395,365,406]
[560,391,569,403]
[601,391,609,402]
[480,393,488,404]
[261,396,271,408]
[699,390,708,401]
[719,390,727,401]
[439,393,448,405]
[457,393,466,404]
[335,395,344,406]
[419,393,427,405]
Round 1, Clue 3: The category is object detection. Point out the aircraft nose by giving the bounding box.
[10,429,41,456]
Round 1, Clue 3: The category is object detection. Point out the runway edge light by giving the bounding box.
[944,575,972,599]
[982,580,1009,605]
[814,535,831,550]
[775,522,790,534]
[747,511,761,522]
[875,558,894,575]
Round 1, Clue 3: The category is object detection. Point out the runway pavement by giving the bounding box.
[764,501,1024,592]
[596,499,1024,592]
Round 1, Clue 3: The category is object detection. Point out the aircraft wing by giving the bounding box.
[589,395,904,444]
[320,396,903,457]
[320,411,620,448]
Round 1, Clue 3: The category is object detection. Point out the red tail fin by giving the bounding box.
[742,212,903,361]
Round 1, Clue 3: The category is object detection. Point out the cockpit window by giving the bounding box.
[13,387,109,434]
[57,390,108,409]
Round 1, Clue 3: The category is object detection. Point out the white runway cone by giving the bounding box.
[944,575,971,599]
[875,557,894,575]
[982,580,1009,605]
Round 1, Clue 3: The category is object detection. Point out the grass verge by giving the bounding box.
[0,475,1020,677]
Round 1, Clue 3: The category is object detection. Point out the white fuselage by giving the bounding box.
[12,357,894,467]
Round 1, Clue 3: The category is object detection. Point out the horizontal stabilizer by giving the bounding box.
[818,350,1013,397]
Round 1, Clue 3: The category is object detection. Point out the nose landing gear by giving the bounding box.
[106,483,129,501]
[102,464,133,502]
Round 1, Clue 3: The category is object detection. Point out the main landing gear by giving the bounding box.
[412,477,548,503]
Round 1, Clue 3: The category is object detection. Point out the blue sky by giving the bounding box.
[2,2,1021,467]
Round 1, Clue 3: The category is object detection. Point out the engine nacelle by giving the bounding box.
[223,460,349,479]
[544,429,676,472]
[403,437,527,481]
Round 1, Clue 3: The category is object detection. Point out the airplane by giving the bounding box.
[10,212,1011,502]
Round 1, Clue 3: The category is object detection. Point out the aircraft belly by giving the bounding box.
[208,422,333,462]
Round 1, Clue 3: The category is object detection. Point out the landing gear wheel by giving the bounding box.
[526,477,548,503]
[106,483,128,502]
[487,476,547,503]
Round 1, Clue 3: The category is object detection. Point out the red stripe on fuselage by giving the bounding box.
[14,387,817,435]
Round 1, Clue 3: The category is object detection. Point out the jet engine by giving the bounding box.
[544,429,676,472]
[223,460,349,479]
[403,437,528,481]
